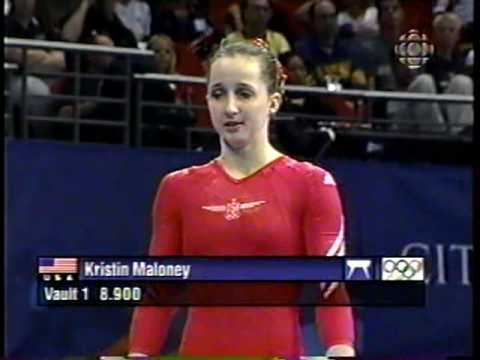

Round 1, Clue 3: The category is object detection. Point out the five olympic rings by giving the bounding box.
[383,259,423,279]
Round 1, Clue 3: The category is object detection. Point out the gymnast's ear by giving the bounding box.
[269,92,282,115]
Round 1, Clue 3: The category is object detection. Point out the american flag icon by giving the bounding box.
[38,257,78,274]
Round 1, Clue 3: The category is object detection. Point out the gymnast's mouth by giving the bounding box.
[223,121,245,132]
[224,121,244,127]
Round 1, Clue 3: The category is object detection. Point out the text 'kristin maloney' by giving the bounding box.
[82,261,191,279]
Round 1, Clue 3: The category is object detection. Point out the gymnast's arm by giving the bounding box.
[128,173,182,356]
[303,167,356,357]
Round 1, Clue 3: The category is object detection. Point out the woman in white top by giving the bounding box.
[114,0,151,41]
[337,0,379,38]
[433,0,473,25]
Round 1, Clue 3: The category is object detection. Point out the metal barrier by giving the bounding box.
[134,73,474,149]
[4,38,474,149]
[4,37,153,144]
[134,74,205,149]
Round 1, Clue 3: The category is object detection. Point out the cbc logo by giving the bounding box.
[394,29,434,70]
[381,257,425,281]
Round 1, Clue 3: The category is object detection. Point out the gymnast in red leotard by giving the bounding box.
[129,38,355,357]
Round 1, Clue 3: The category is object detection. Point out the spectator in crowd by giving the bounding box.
[5,0,65,73]
[371,7,472,134]
[114,0,151,42]
[138,34,194,148]
[57,34,116,121]
[295,0,371,91]
[281,52,317,90]
[433,0,473,23]
[337,0,379,39]
[356,0,412,128]
[281,50,357,117]
[279,50,346,117]
[276,50,361,157]
[156,0,218,44]
[375,0,405,43]
[224,2,243,35]
[225,0,291,56]
[5,0,65,137]
[275,51,321,157]
[433,0,473,46]
[225,0,301,46]
[360,0,407,91]
[148,35,178,75]
[367,0,452,134]
[186,0,217,41]
[419,12,473,134]
[188,0,224,63]
[56,34,128,143]
[427,13,471,94]
[61,0,137,48]
[148,1,182,42]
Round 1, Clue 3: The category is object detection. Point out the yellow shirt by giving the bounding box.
[225,30,291,56]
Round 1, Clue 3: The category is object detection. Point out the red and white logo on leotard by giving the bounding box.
[201,198,267,221]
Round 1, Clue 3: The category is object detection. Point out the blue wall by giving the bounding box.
[6,140,472,357]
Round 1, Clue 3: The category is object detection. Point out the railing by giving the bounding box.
[134,73,474,149]
[4,38,474,150]
[4,37,153,144]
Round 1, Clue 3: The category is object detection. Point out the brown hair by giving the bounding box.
[208,38,287,95]
[148,34,177,74]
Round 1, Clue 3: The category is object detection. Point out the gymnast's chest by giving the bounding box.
[179,179,304,255]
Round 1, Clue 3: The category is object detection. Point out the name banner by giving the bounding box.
[38,256,426,282]
[37,256,426,306]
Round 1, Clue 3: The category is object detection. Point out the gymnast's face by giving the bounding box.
[207,55,278,150]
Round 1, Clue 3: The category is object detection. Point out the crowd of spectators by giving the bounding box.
[4,0,474,148]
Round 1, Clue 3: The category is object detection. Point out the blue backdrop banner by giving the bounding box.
[6,139,472,357]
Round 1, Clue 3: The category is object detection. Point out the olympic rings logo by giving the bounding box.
[381,258,424,281]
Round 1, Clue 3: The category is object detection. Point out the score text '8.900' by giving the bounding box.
[40,285,143,305]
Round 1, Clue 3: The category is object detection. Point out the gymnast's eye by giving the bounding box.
[237,89,254,99]
[209,89,224,99]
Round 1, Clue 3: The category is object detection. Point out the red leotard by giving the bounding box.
[129,155,355,356]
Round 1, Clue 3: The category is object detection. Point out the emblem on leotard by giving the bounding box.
[201,198,266,221]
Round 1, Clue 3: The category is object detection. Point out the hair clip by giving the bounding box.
[250,38,270,51]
